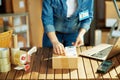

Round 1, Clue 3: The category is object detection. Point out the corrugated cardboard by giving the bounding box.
[52,47,78,69]
[52,54,78,69]
[12,0,26,13]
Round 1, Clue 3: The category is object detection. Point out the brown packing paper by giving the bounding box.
[52,46,78,69]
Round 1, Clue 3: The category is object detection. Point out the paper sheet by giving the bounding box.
[65,46,77,56]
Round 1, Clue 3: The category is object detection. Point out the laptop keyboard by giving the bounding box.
[91,46,113,58]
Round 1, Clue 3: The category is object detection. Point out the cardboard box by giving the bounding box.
[0,0,13,13]
[12,0,27,13]
[5,0,13,13]
[52,46,78,69]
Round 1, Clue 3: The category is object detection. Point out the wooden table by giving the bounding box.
[0,46,120,80]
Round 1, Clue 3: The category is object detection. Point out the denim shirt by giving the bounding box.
[42,0,94,33]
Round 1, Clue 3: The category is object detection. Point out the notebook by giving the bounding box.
[79,38,120,60]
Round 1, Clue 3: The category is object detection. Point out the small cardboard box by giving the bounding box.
[12,0,27,13]
[52,46,78,69]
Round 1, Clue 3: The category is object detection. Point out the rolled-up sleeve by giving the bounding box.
[80,0,94,31]
[42,0,55,33]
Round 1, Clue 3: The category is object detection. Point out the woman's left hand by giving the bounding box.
[72,35,84,47]
[72,28,86,47]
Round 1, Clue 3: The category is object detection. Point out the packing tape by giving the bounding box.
[0,63,11,72]
[0,48,10,58]
[0,58,10,65]
[11,50,28,66]
[14,51,27,65]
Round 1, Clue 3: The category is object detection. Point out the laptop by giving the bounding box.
[79,38,120,60]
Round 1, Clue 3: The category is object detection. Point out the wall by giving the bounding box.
[27,0,44,47]
[106,1,120,19]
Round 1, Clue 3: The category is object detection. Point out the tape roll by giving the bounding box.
[11,48,20,64]
[11,49,27,65]
[0,63,11,72]
[14,51,27,65]
[0,48,11,72]
[0,58,10,65]
[0,48,10,58]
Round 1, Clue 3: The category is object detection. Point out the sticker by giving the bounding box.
[19,1,25,8]
[79,10,89,21]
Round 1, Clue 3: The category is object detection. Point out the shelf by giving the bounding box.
[0,13,30,48]
[0,13,28,17]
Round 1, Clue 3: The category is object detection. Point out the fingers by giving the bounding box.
[72,40,83,47]
[72,35,84,47]
[53,43,65,55]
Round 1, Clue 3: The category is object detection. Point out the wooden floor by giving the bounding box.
[0,47,120,80]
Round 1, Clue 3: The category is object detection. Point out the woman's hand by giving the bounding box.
[72,28,86,47]
[47,32,65,55]
[52,41,65,55]
[72,35,84,47]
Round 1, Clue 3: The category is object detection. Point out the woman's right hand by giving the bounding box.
[47,32,65,55]
[52,41,65,55]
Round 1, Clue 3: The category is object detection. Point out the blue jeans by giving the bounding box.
[42,32,78,47]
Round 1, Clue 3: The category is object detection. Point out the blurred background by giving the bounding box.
[0,0,120,48]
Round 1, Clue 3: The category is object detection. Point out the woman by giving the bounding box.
[42,0,94,54]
